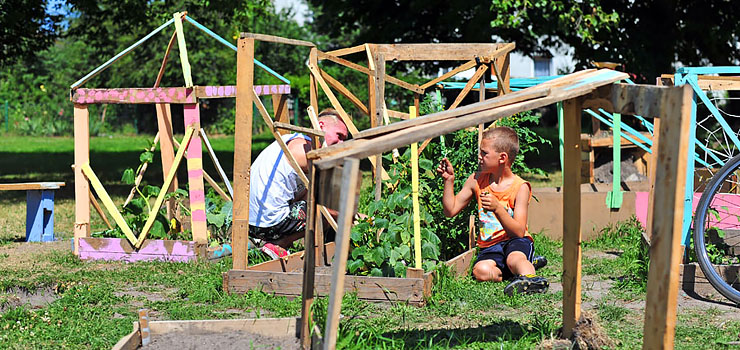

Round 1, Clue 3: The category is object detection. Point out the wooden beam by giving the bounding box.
[201,129,234,199]
[386,109,410,120]
[148,317,298,336]
[156,104,177,219]
[493,54,511,95]
[153,30,177,89]
[272,94,290,135]
[240,32,315,47]
[81,163,137,244]
[350,86,551,140]
[323,158,361,350]
[642,85,693,350]
[373,51,385,201]
[561,97,583,338]
[173,12,193,87]
[420,59,476,90]
[584,83,677,117]
[376,43,514,61]
[0,182,65,190]
[311,70,628,168]
[319,69,369,116]
[232,37,254,270]
[307,61,390,181]
[449,65,488,109]
[316,50,424,94]
[70,85,287,105]
[123,133,160,208]
[73,104,90,255]
[184,105,208,245]
[324,44,366,57]
[274,122,325,137]
[89,190,113,230]
[300,163,318,349]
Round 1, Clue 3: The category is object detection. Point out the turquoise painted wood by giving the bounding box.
[606,112,623,209]
[25,190,56,242]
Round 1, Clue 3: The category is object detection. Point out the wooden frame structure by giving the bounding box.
[303,68,694,350]
[71,15,293,262]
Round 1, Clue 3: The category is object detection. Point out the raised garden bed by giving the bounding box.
[223,242,476,305]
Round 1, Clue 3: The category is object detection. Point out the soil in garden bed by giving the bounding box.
[146,330,299,350]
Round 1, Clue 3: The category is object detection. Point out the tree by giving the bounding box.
[0,0,63,67]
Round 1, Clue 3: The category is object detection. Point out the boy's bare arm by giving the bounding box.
[442,174,476,217]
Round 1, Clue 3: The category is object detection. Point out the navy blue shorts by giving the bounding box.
[475,237,534,280]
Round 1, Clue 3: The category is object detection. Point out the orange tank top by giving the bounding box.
[475,173,532,248]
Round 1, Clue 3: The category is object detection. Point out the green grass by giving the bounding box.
[2,136,740,349]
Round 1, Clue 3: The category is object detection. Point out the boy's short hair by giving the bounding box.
[317,108,344,126]
[482,126,519,162]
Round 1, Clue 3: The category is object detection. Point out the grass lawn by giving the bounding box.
[2,135,739,349]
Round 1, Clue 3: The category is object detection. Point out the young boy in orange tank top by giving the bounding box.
[437,126,548,295]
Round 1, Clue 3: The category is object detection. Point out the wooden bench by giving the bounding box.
[0,182,65,242]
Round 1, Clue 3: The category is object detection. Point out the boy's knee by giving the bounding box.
[473,262,502,282]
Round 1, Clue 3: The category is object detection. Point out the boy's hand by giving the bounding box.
[480,191,501,212]
[436,158,454,181]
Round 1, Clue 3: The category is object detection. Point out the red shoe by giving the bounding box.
[261,243,288,260]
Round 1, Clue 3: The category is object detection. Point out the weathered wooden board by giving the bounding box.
[70,85,290,104]
[0,182,65,190]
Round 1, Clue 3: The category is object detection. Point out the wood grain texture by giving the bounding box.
[642,85,693,350]
[376,43,513,61]
[240,32,315,47]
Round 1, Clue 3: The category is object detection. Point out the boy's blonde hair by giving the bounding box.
[482,126,519,162]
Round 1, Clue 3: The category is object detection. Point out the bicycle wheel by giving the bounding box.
[693,153,740,304]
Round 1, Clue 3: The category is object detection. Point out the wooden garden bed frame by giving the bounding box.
[301,68,694,350]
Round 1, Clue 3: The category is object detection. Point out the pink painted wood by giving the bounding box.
[70,85,291,104]
[184,104,208,244]
[77,237,196,262]
[636,191,740,230]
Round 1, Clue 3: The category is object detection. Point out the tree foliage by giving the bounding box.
[0,0,62,67]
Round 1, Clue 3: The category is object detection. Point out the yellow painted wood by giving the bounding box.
[410,106,422,269]
[135,127,195,247]
[81,163,137,244]
[173,12,193,87]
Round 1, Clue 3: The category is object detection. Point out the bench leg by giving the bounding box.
[26,190,55,242]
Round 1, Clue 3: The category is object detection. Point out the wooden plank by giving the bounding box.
[310,70,628,167]
[138,309,151,346]
[324,44,366,57]
[112,322,140,350]
[309,48,320,119]
[80,163,137,244]
[351,86,550,141]
[78,237,196,262]
[324,158,361,350]
[642,85,693,350]
[201,129,234,199]
[226,270,426,303]
[317,165,347,211]
[0,182,65,190]
[153,30,177,88]
[148,317,298,336]
[307,62,390,181]
[410,106,422,268]
[89,190,113,230]
[373,51,385,201]
[319,69,369,116]
[493,55,511,95]
[233,37,255,270]
[74,104,90,255]
[376,43,513,61]
[445,248,476,278]
[272,94,290,136]
[241,32,315,47]
[252,89,309,187]
[420,59,477,90]
[134,128,195,247]
[583,83,675,117]
[365,44,375,71]
[71,87,197,104]
[301,163,318,349]
[274,122,325,137]
[319,206,339,231]
[386,109,410,120]
[449,65,488,109]
[203,170,231,202]
[173,12,193,87]
[561,97,583,338]
[156,104,177,219]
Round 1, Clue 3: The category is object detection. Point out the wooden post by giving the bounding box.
[410,106,421,268]
[373,50,385,201]
[494,53,510,96]
[645,117,660,244]
[272,94,290,135]
[643,86,693,350]
[184,105,208,245]
[300,163,318,349]
[309,48,319,121]
[323,158,361,350]
[73,104,90,255]
[156,103,178,219]
[478,69,486,148]
[232,37,254,270]
[562,97,583,338]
